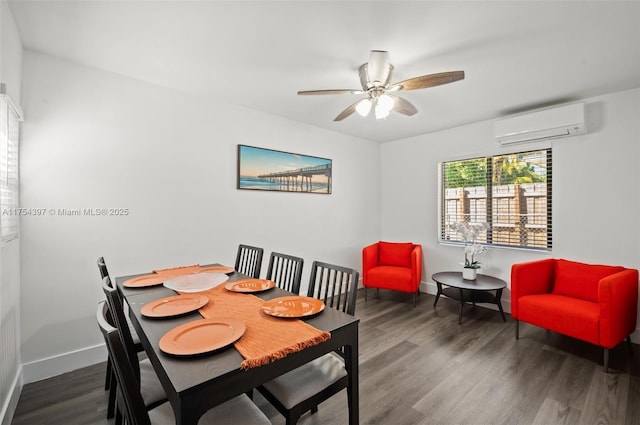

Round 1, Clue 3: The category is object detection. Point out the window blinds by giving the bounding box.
[0,94,21,241]
[440,149,552,250]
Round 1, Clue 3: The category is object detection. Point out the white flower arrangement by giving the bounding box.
[451,221,489,269]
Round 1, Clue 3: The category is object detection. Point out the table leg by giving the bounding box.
[458,288,464,325]
[495,288,506,321]
[344,324,359,425]
[433,282,442,307]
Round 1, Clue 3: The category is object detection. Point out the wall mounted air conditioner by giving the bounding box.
[494,102,586,145]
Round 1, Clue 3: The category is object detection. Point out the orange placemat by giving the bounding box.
[197,285,331,369]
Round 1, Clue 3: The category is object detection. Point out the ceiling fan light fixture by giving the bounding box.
[373,94,394,119]
[355,98,372,117]
[375,102,390,120]
[377,94,394,112]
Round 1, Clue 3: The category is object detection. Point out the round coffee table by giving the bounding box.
[432,271,507,325]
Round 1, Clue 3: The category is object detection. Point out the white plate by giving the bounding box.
[163,272,229,293]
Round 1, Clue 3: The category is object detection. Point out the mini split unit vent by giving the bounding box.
[494,102,586,145]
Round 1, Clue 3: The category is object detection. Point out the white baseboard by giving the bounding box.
[21,343,107,384]
[0,368,22,425]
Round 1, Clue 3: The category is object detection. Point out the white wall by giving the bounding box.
[18,51,380,381]
[0,1,22,423]
[380,88,640,341]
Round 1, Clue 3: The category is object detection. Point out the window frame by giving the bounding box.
[1,93,22,243]
[438,148,552,251]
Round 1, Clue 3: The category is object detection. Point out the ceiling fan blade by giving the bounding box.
[392,71,465,91]
[334,99,368,121]
[359,64,369,91]
[388,95,418,116]
[298,89,363,95]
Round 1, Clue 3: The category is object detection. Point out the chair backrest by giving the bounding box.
[235,244,264,279]
[307,261,359,315]
[97,256,110,279]
[101,276,140,379]
[97,302,152,425]
[376,241,416,268]
[266,252,304,294]
[552,258,626,303]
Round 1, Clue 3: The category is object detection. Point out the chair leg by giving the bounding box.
[627,336,633,355]
[105,358,112,390]
[107,371,117,419]
[115,402,123,425]
[364,287,367,301]
[515,320,519,340]
[286,412,302,425]
[412,292,416,308]
[604,348,610,373]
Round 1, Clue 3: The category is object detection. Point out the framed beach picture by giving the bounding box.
[237,145,332,194]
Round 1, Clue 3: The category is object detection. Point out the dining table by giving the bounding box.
[115,264,360,425]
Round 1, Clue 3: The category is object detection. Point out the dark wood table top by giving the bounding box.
[431,271,507,291]
[115,267,359,425]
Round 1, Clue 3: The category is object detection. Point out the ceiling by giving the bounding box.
[8,0,640,143]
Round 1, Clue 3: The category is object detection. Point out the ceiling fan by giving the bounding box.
[298,50,465,121]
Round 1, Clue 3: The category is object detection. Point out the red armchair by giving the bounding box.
[362,241,422,307]
[511,258,638,371]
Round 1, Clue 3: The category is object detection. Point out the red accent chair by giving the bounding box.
[511,258,638,371]
[362,241,423,307]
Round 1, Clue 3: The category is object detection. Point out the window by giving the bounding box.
[0,94,21,242]
[440,149,552,250]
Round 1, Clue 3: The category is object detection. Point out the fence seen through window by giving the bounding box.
[440,149,552,250]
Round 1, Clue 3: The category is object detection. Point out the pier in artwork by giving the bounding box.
[258,163,332,193]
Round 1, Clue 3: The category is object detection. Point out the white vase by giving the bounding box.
[462,267,477,280]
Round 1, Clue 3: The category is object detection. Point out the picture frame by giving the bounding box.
[237,145,332,194]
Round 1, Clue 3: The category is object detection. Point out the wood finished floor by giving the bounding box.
[12,289,640,425]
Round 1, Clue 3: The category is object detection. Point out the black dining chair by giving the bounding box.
[257,261,360,425]
[235,244,264,278]
[101,277,168,420]
[97,256,146,421]
[97,256,118,419]
[98,258,142,346]
[265,251,304,294]
[97,256,110,279]
[97,302,272,425]
[97,258,114,390]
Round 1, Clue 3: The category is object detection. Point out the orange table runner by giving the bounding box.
[197,284,331,369]
[153,264,202,276]
[123,265,232,287]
